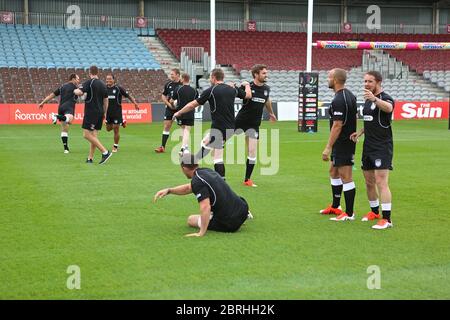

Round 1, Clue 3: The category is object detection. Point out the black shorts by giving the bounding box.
[208,197,249,233]
[82,112,103,131]
[205,127,235,150]
[361,153,393,171]
[235,124,259,140]
[331,153,355,167]
[164,107,176,121]
[177,118,194,127]
[58,103,75,116]
[106,110,123,125]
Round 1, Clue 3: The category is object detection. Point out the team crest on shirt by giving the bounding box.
[375,159,382,167]
[264,90,268,96]
[371,102,376,110]
[113,89,116,94]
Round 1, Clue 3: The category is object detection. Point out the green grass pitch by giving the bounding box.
[0,120,449,299]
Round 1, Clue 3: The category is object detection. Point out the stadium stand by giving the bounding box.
[158,29,449,101]
[0,24,160,70]
[0,67,167,104]
[157,29,364,72]
[0,24,166,103]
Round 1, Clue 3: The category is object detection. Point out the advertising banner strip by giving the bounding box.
[315,41,450,50]
[0,103,152,124]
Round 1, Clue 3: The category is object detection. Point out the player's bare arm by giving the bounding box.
[103,97,109,115]
[173,100,200,118]
[38,93,56,109]
[128,95,140,110]
[363,89,393,113]
[350,128,365,142]
[74,88,84,96]
[265,98,277,122]
[322,120,343,161]
[186,198,211,237]
[242,81,252,99]
[162,94,174,109]
[153,183,192,202]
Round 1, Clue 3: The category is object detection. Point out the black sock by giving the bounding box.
[61,136,68,150]
[331,185,343,208]
[195,146,211,161]
[214,162,225,177]
[245,158,256,181]
[371,206,380,214]
[343,182,356,216]
[381,203,392,222]
[57,114,66,122]
[161,133,169,148]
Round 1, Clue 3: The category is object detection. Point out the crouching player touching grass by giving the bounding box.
[154,154,253,237]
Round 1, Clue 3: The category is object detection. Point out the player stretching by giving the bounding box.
[154,68,182,153]
[38,73,80,153]
[171,73,198,155]
[173,68,251,179]
[235,64,277,187]
[105,74,139,153]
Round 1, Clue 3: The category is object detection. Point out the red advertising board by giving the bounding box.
[0,103,152,124]
[394,101,449,120]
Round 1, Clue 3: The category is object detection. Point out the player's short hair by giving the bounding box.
[365,71,383,82]
[106,74,116,80]
[69,73,78,81]
[89,65,99,75]
[251,64,267,78]
[180,154,198,170]
[332,68,347,84]
[171,68,181,76]
[211,68,224,81]
[181,73,190,82]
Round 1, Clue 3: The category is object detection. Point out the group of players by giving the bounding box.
[39,65,139,163]
[321,68,394,230]
[154,66,276,186]
[39,64,394,236]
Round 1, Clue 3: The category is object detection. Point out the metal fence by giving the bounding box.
[4,12,447,34]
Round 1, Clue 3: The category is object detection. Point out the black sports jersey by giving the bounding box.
[236,82,270,127]
[80,78,108,114]
[162,80,182,100]
[107,85,130,112]
[362,91,395,154]
[53,82,78,109]
[191,168,247,219]
[172,84,198,119]
[196,83,246,130]
[328,88,358,149]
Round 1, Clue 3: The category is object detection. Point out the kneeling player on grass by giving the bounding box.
[154,154,253,237]
[105,74,139,153]
[235,64,277,187]
[38,73,80,153]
